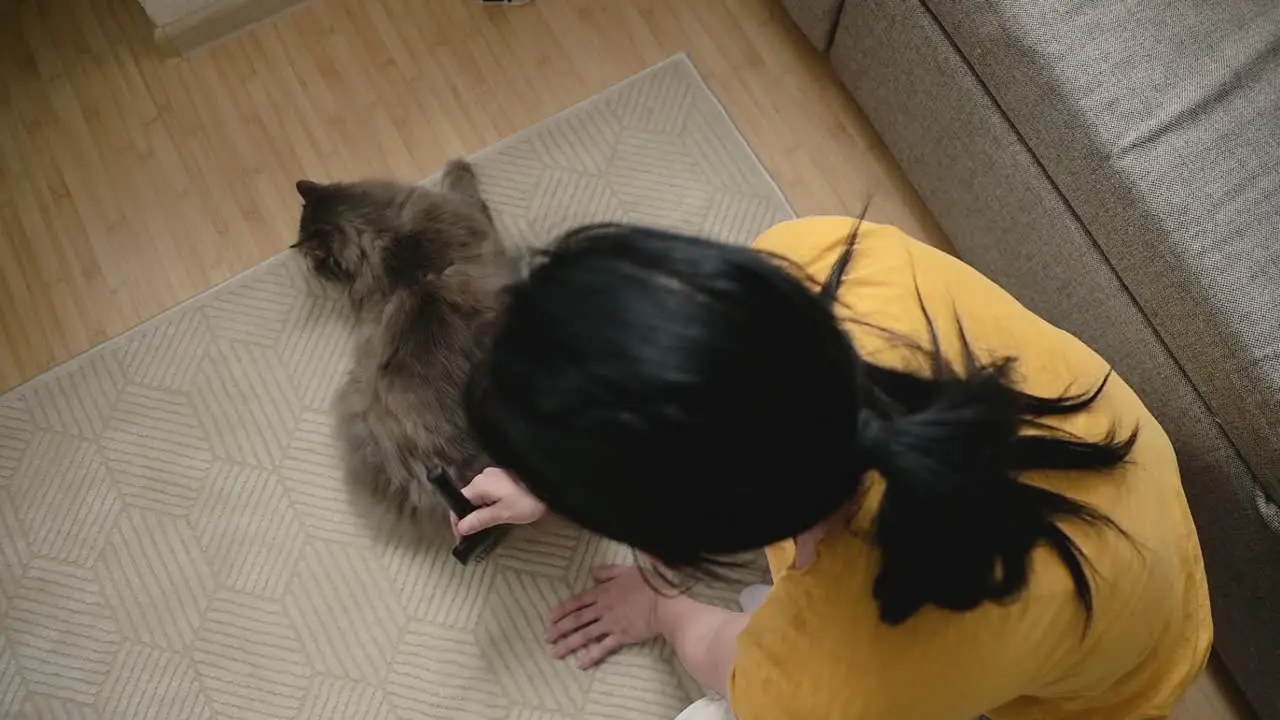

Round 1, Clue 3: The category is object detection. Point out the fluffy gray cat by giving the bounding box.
[293,160,516,525]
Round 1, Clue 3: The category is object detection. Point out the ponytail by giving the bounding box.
[823,229,1136,626]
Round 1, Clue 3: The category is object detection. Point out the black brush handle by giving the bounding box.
[428,468,480,519]
[452,524,510,564]
[426,469,508,565]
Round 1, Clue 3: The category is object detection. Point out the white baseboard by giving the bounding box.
[153,0,313,57]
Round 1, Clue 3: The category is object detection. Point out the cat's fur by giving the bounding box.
[293,160,516,525]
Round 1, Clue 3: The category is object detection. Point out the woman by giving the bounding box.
[454,217,1212,719]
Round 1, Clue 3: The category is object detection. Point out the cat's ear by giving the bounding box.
[296,179,323,201]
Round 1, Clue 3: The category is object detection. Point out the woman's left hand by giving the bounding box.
[546,565,663,669]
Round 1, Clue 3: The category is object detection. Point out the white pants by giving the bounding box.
[673,584,772,720]
[675,697,736,720]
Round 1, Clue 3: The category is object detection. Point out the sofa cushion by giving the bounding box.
[923,0,1280,502]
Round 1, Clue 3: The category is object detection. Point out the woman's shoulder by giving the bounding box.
[752,217,913,273]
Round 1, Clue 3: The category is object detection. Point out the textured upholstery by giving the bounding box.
[818,1,1280,717]
[925,0,1280,513]
[779,0,843,51]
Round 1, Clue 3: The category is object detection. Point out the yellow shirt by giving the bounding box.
[729,218,1212,720]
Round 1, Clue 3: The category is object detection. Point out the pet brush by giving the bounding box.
[427,468,511,565]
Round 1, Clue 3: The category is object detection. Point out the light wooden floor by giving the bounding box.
[0,0,1251,717]
[0,0,943,393]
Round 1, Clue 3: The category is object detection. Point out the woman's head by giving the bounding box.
[466,222,1135,625]
[465,224,870,567]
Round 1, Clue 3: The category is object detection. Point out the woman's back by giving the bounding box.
[730,217,1212,719]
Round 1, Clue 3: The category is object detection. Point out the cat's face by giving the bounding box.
[293,180,367,285]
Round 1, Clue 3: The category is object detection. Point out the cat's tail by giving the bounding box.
[442,158,493,223]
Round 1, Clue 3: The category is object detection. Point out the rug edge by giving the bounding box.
[675,53,795,219]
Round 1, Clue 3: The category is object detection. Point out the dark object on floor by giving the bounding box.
[427,468,510,564]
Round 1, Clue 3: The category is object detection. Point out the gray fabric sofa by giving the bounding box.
[781,0,1280,717]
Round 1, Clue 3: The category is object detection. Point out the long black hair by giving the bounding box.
[465,222,1136,625]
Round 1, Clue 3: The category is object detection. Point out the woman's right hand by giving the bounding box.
[452,467,547,536]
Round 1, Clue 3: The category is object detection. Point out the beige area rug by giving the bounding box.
[0,55,792,719]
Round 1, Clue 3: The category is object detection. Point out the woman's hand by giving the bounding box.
[549,565,748,694]
[546,565,663,669]
[452,467,547,536]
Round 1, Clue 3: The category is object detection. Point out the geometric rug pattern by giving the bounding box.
[0,55,792,719]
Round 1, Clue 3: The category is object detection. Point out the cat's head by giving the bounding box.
[293,179,406,287]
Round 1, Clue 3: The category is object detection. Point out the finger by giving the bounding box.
[578,634,625,669]
[456,506,507,536]
[591,565,626,583]
[550,621,609,660]
[449,512,461,541]
[459,481,495,505]
[548,587,601,626]
[546,605,603,644]
[461,468,509,502]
